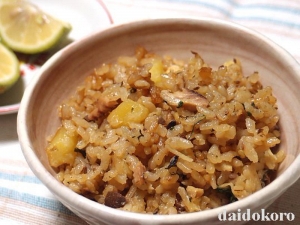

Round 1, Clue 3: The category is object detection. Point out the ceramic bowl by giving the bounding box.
[17,18,300,225]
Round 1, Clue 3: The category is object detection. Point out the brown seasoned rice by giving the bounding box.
[46,47,285,214]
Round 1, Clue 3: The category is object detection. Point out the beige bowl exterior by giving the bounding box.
[17,18,300,225]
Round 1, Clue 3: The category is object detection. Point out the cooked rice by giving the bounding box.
[46,47,285,214]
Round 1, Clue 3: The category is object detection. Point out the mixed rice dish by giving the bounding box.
[46,47,285,214]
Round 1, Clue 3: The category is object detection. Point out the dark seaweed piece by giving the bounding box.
[187,116,205,140]
[216,185,238,203]
[166,120,177,130]
[177,100,184,108]
[166,155,179,169]
[74,148,86,158]
[175,193,186,213]
[130,87,137,93]
[137,129,144,140]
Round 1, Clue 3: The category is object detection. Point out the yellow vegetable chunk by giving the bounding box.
[149,59,164,84]
[47,126,78,168]
[107,99,149,128]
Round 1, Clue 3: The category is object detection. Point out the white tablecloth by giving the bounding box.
[1,0,300,224]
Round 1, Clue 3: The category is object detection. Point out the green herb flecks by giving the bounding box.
[242,103,253,117]
[187,115,206,140]
[177,101,183,108]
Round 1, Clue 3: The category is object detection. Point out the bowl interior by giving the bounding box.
[18,18,300,224]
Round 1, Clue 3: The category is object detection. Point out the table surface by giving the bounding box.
[1,0,300,224]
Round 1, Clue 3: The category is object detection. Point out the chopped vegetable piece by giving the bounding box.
[160,88,208,111]
[149,59,164,84]
[107,99,149,128]
[46,126,78,168]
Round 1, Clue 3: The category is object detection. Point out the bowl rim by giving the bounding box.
[17,17,300,223]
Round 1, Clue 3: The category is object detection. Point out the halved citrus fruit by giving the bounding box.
[0,42,20,94]
[0,0,71,54]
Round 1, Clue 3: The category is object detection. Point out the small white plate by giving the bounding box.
[0,0,113,115]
